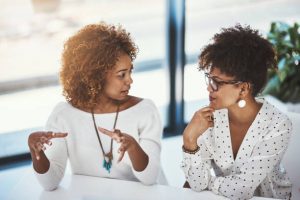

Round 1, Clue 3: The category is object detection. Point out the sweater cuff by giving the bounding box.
[211,176,224,195]
[182,149,202,167]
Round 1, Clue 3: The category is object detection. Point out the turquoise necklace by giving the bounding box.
[92,104,120,173]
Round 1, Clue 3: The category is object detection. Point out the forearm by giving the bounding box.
[32,146,67,191]
[30,148,50,174]
[183,134,198,151]
[127,142,149,172]
[183,126,204,151]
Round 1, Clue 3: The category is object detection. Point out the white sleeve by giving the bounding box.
[34,105,68,191]
[210,119,292,200]
[181,129,214,191]
[132,101,163,185]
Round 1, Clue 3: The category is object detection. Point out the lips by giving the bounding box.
[209,96,216,102]
[121,88,130,94]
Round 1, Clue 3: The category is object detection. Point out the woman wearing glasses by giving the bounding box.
[181,24,292,199]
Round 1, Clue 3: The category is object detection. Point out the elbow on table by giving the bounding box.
[189,181,208,192]
[139,175,158,186]
[222,187,254,200]
[42,184,59,191]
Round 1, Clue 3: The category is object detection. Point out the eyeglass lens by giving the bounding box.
[205,74,218,91]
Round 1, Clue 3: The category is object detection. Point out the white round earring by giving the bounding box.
[238,99,246,108]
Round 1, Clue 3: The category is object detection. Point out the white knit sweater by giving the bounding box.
[35,99,163,190]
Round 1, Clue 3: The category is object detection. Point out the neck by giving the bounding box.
[228,97,262,125]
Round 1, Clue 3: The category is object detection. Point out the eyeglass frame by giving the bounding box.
[204,73,242,92]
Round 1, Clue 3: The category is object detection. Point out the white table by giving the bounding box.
[7,171,276,200]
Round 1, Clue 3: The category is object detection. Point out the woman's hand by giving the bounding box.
[183,106,214,150]
[99,127,148,171]
[98,127,138,162]
[28,131,68,160]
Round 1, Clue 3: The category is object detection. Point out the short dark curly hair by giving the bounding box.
[198,24,277,96]
[60,22,138,109]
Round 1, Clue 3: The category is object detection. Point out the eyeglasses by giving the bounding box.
[204,73,242,92]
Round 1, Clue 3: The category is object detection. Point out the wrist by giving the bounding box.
[182,145,200,154]
[183,132,199,151]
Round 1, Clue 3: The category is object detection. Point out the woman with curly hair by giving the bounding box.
[28,22,164,190]
[181,24,292,199]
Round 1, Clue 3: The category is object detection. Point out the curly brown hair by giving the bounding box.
[60,22,138,109]
[198,24,277,96]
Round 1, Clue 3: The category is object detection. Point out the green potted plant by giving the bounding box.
[263,22,300,103]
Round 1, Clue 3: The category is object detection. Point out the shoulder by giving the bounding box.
[137,98,158,112]
[48,101,77,120]
[263,100,292,127]
[259,100,292,141]
[50,102,69,115]
[125,96,158,111]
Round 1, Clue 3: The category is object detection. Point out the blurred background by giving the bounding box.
[1,0,300,198]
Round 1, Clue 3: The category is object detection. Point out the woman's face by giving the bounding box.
[207,68,242,110]
[102,53,133,101]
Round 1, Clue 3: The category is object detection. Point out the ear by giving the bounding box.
[239,82,251,97]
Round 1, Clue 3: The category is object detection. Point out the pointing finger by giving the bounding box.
[201,107,214,112]
[99,127,122,142]
[47,132,68,139]
[98,127,114,137]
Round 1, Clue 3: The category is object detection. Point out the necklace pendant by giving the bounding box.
[102,159,112,173]
[103,152,113,173]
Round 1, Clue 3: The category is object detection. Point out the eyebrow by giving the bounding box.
[116,65,133,73]
[210,74,234,82]
[210,75,224,81]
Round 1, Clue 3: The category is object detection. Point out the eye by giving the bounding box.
[117,72,126,79]
[211,78,219,85]
[212,78,223,86]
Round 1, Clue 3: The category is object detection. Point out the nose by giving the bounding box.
[126,74,133,85]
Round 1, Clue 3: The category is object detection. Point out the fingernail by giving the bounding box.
[36,156,40,160]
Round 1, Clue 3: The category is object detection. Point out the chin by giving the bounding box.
[209,102,224,110]
[118,95,129,101]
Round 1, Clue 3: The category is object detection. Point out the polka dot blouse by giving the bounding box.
[181,99,292,200]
